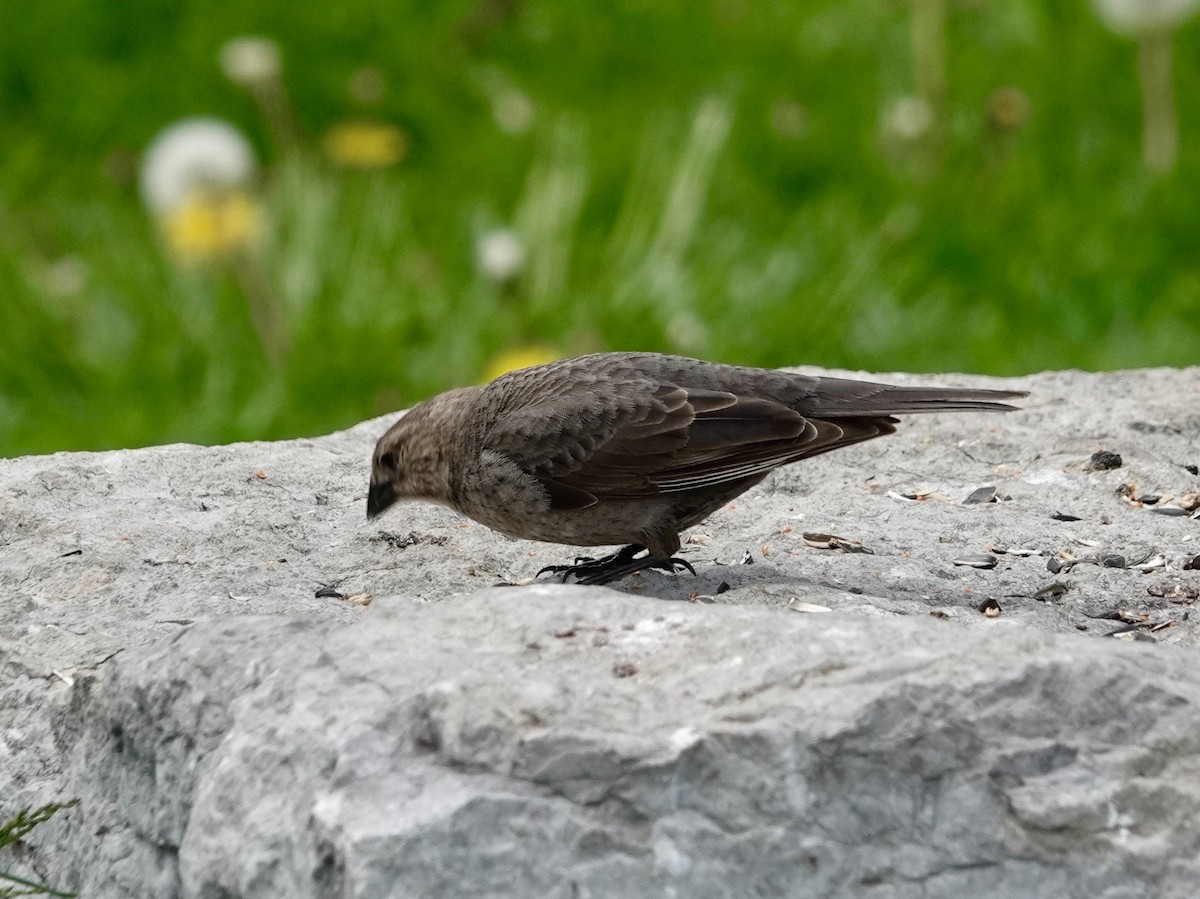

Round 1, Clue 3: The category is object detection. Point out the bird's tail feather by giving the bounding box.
[809,380,1028,416]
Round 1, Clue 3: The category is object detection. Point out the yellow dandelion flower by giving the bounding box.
[162,189,263,265]
[322,120,408,169]
[483,345,560,382]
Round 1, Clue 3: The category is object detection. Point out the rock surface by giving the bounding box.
[2,366,1199,897]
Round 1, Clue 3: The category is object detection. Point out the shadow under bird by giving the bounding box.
[367,352,1026,585]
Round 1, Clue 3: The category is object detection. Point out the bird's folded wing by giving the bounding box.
[488,380,895,502]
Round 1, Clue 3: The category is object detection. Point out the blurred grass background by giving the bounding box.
[0,0,1197,457]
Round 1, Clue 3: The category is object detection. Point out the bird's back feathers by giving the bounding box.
[482,352,1024,503]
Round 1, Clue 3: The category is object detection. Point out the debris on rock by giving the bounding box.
[954,554,999,569]
[977,597,1002,617]
[1087,451,1123,471]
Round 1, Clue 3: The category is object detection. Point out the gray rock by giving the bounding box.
[3,366,1200,897]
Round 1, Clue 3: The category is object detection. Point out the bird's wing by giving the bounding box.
[488,376,894,506]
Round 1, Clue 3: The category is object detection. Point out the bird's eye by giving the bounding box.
[378,451,397,469]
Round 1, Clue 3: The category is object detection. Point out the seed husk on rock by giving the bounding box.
[988,544,1041,557]
[888,489,955,503]
[1150,506,1190,517]
[1108,626,1155,642]
[1133,553,1166,572]
[788,599,833,614]
[1147,583,1199,602]
[1033,582,1070,601]
[964,486,998,505]
[802,533,873,553]
[954,554,999,569]
[1047,553,1081,574]
[1087,608,1147,623]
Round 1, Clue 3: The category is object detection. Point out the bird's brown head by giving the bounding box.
[366,403,452,520]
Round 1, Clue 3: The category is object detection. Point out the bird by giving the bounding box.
[366,352,1026,585]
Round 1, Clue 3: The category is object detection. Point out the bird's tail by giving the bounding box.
[807,379,1028,417]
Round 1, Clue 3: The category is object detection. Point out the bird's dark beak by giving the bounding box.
[366,480,398,520]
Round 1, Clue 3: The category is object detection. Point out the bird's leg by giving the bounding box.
[536,544,696,586]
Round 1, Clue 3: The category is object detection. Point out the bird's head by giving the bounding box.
[366,394,465,520]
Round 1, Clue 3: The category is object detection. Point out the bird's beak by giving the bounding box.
[366,480,398,520]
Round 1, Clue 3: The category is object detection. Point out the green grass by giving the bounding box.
[1,0,1198,456]
[0,801,77,897]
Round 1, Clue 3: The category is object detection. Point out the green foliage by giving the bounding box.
[0,801,78,898]
[1,0,1197,456]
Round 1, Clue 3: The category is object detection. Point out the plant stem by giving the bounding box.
[1137,27,1177,173]
[1,868,76,897]
[249,79,303,152]
[911,0,946,121]
[232,252,288,364]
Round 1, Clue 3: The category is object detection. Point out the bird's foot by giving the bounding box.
[537,544,696,586]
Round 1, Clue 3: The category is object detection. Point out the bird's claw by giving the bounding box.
[535,555,599,579]
[536,544,695,586]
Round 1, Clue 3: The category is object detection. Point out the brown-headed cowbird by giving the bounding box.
[367,352,1026,584]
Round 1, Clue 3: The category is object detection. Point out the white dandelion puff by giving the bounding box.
[882,95,934,144]
[140,117,257,216]
[1093,0,1199,35]
[476,228,526,282]
[493,89,535,135]
[1092,0,1198,171]
[219,36,282,88]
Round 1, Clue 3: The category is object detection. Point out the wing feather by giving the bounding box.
[481,352,1020,507]
[487,371,894,502]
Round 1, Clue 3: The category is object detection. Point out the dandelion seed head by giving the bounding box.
[493,89,535,135]
[667,312,709,353]
[1093,0,1200,35]
[476,229,526,282]
[140,118,257,216]
[882,96,934,144]
[219,36,282,88]
[42,256,89,298]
